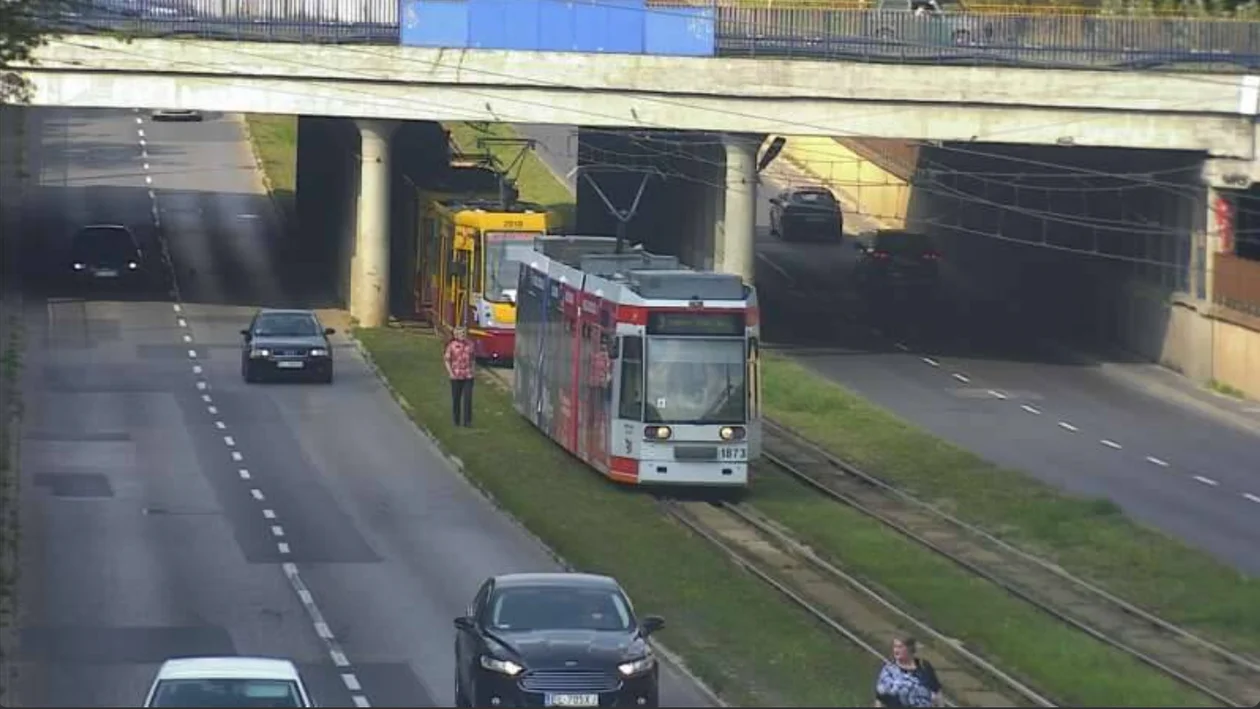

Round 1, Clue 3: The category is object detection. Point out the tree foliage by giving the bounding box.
[0,0,65,103]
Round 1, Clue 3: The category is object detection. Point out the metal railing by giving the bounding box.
[34,1,1260,70]
[46,0,401,43]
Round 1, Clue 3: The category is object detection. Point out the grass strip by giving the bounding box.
[242,114,297,226]
[354,326,880,707]
[761,353,1260,657]
[444,122,576,229]
[751,470,1211,706]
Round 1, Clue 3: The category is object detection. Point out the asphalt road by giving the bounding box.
[11,108,715,707]
[515,124,1260,573]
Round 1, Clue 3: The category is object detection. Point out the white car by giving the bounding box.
[143,657,316,707]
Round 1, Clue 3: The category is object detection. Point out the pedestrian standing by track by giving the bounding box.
[874,636,943,708]
[444,326,475,427]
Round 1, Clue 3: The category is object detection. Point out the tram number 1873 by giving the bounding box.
[718,446,747,462]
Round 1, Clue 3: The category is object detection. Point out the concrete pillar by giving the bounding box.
[719,134,758,283]
[351,119,398,328]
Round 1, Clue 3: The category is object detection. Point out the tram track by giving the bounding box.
[657,496,1054,707]
[483,362,1257,705]
[760,419,1260,707]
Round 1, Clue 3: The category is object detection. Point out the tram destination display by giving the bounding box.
[647,311,745,336]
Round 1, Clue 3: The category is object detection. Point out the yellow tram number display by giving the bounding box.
[413,198,547,363]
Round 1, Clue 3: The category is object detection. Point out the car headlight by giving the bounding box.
[479,655,523,676]
[251,348,271,358]
[127,261,138,270]
[309,348,328,357]
[72,262,85,271]
[618,655,655,676]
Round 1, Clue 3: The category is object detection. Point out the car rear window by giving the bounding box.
[873,231,934,253]
[791,190,836,204]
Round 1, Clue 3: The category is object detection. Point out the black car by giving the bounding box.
[769,187,844,242]
[454,573,665,708]
[240,309,335,384]
[852,229,942,295]
[68,224,150,289]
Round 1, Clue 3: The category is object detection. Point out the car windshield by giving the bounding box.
[484,231,541,303]
[149,678,304,707]
[73,227,135,261]
[644,338,746,424]
[488,586,633,632]
[253,314,320,337]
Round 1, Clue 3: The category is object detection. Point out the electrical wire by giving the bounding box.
[20,23,1251,271]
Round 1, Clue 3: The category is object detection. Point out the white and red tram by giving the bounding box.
[513,236,762,488]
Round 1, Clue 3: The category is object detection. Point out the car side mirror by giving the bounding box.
[240,329,251,340]
[641,615,665,636]
[454,616,475,632]
[768,198,780,206]
[324,327,336,336]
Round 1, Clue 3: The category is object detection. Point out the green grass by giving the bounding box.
[1208,379,1246,399]
[242,114,298,227]
[445,122,576,229]
[761,353,1260,657]
[751,471,1211,706]
[355,327,879,707]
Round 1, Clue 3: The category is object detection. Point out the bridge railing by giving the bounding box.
[36,0,1260,70]
[715,8,1260,68]
[48,0,402,43]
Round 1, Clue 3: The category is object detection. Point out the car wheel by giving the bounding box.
[243,362,259,383]
[318,368,334,385]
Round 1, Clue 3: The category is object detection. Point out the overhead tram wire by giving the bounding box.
[34,31,1222,271]
[43,15,1256,194]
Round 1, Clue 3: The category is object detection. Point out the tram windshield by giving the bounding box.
[644,337,746,424]
[484,231,542,303]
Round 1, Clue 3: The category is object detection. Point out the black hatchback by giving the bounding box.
[454,573,665,708]
[68,224,151,290]
[769,187,844,242]
[240,309,335,384]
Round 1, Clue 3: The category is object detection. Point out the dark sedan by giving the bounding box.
[769,187,844,242]
[240,309,335,384]
[455,573,664,708]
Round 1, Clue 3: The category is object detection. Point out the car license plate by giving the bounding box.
[276,360,305,369]
[718,446,747,461]
[94,269,118,278]
[545,695,599,707]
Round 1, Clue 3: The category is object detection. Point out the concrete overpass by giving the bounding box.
[14,36,1260,338]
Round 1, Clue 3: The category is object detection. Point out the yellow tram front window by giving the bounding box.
[483,231,542,303]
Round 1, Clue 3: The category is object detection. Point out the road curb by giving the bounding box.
[237,114,290,231]
[348,330,730,709]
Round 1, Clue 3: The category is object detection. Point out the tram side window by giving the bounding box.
[618,336,644,420]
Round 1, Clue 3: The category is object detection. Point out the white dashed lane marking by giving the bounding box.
[902,332,1242,503]
[251,488,265,501]
[271,526,286,538]
[239,469,251,480]
[1244,493,1260,504]
[224,436,235,447]
[263,508,276,519]
[215,421,226,430]
[342,674,362,692]
[231,451,243,462]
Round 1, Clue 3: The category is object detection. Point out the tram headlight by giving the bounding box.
[719,426,746,441]
[644,425,672,441]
